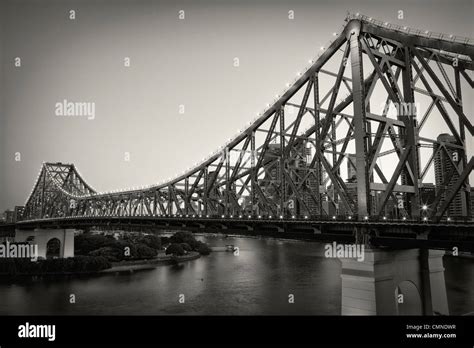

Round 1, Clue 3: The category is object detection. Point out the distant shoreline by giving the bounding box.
[102,251,201,273]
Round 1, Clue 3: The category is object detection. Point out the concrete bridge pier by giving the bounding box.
[340,248,449,315]
[15,228,75,259]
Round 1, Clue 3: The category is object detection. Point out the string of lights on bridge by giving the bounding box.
[23,212,455,224]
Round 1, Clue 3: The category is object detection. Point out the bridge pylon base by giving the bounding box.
[15,228,76,259]
[340,248,449,315]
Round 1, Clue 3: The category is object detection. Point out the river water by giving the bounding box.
[0,235,472,315]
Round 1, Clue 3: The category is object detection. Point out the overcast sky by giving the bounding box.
[0,0,473,211]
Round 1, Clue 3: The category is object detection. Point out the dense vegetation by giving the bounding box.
[0,255,111,275]
[0,231,211,275]
[75,233,161,262]
[163,232,212,256]
[76,231,212,258]
[165,243,185,256]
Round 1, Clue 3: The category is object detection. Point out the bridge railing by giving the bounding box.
[185,214,473,224]
[345,13,473,45]
[17,214,473,225]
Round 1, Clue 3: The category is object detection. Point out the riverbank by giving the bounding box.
[0,251,202,276]
[101,251,201,273]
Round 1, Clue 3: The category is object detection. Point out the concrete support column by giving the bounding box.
[15,228,75,259]
[420,249,449,315]
[62,229,75,258]
[340,248,448,315]
[340,248,396,315]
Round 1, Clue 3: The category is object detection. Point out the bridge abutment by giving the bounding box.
[15,228,75,259]
[340,248,448,315]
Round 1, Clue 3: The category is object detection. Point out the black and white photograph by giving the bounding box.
[0,0,473,345]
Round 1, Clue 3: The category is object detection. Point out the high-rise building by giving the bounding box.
[260,143,281,199]
[14,206,25,222]
[258,142,328,216]
[470,190,474,218]
[3,210,14,223]
[433,133,467,217]
[420,183,436,207]
[347,154,357,183]
[206,171,224,215]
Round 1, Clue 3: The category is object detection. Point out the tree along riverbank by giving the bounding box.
[0,231,211,276]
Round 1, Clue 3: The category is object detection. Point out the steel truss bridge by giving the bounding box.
[10,14,474,251]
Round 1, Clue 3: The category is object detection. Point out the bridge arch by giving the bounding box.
[46,238,61,259]
[395,280,422,315]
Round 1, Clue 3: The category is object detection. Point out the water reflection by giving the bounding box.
[0,235,471,315]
